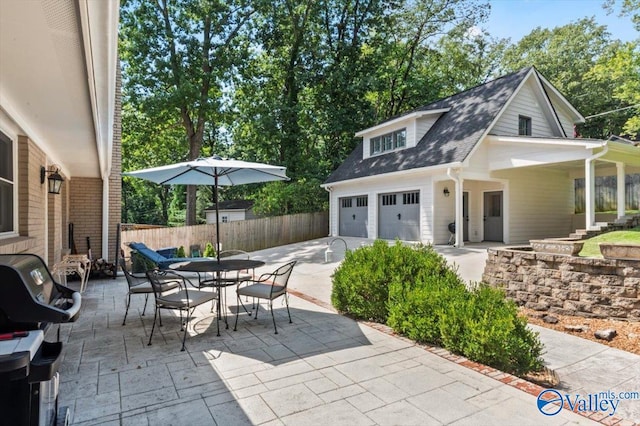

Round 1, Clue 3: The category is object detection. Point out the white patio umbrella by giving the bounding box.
[124,156,289,261]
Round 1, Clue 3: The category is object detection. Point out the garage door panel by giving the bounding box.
[378,191,419,241]
[339,196,368,237]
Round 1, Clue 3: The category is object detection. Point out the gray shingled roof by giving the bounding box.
[205,199,254,211]
[324,67,534,184]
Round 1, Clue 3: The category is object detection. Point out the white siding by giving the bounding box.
[465,140,489,172]
[553,102,576,137]
[491,80,559,137]
[415,115,439,145]
[493,168,574,243]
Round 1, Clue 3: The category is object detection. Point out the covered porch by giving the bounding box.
[441,135,640,247]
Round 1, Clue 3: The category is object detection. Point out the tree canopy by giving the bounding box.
[120,0,639,225]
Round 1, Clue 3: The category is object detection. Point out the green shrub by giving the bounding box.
[203,242,215,257]
[331,239,544,375]
[439,286,544,375]
[388,271,467,346]
[331,240,394,322]
[331,240,460,322]
[177,246,186,258]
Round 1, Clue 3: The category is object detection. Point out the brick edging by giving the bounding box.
[287,288,637,426]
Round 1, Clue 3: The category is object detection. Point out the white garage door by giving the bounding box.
[378,191,420,241]
[339,196,368,237]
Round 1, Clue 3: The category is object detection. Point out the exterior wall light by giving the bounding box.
[41,165,64,194]
[443,187,450,197]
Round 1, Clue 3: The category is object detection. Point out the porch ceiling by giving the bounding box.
[0,0,119,178]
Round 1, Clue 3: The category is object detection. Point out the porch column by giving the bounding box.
[616,162,626,219]
[585,158,596,230]
[455,177,464,247]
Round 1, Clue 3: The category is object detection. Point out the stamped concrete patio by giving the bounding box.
[52,237,637,425]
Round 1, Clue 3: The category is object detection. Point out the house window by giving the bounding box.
[341,198,352,208]
[0,131,14,234]
[370,128,407,155]
[382,194,396,206]
[356,196,367,207]
[221,216,229,223]
[518,115,532,136]
[403,192,419,205]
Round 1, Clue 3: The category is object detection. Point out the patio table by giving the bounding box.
[169,259,265,335]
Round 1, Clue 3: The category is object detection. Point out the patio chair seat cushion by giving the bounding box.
[130,280,179,294]
[157,289,217,309]
[237,283,286,300]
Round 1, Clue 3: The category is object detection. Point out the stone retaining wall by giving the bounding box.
[482,248,640,321]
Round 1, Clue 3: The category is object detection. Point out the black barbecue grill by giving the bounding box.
[0,254,82,426]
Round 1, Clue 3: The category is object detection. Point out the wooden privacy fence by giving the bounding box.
[574,174,640,213]
[121,212,329,255]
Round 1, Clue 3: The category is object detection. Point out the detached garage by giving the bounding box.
[378,191,420,241]
[339,196,368,237]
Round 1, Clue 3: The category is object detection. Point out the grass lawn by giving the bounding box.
[579,226,640,257]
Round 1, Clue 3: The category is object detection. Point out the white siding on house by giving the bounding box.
[465,141,489,173]
[414,115,439,146]
[553,102,577,137]
[493,167,574,243]
[491,80,559,137]
[433,179,504,244]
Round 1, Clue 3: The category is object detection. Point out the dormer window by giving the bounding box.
[518,115,532,136]
[370,128,406,155]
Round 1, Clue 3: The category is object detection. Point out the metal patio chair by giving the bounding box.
[233,261,297,334]
[119,258,179,326]
[146,269,219,351]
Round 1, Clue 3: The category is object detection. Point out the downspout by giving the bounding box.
[447,168,463,247]
[584,145,608,231]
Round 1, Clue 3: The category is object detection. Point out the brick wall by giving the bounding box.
[108,60,122,261]
[69,177,103,258]
[18,136,46,257]
[483,248,640,321]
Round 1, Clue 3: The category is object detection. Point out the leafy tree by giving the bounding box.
[121,104,183,224]
[366,0,490,119]
[499,18,629,138]
[604,0,640,31]
[120,0,258,225]
[585,41,640,138]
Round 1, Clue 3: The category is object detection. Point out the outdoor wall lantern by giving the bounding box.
[41,165,64,194]
[443,187,450,197]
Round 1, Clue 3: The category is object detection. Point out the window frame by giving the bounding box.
[0,129,16,237]
[370,128,407,156]
[518,115,532,136]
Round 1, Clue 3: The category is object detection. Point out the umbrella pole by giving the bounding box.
[214,176,221,263]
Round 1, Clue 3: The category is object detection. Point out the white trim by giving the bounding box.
[321,161,463,188]
[530,74,566,136]
[354,108,451,137]
[486,134,605,149]
[0,125,18,239]
[535,71,585,123]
